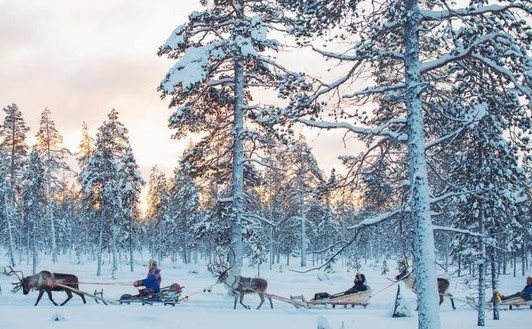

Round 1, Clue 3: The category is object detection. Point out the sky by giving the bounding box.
[0,0,361,184]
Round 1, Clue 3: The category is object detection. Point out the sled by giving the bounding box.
[289,288,372,309]
[119,283,184,306]
[498,297,532,310]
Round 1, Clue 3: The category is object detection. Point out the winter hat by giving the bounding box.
[149,260,157,267]
[355,273,366,284]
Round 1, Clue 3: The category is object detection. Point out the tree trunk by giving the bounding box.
[404,1,441,328]
[97,212,103,276]
[230,55,245,275]
[299,160,307,267]
[522,245,526,276]
[490,252,500,320]
[4,193,16,267]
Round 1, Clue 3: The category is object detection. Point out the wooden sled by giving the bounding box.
[498,297,532,310]
[293,288,372,309]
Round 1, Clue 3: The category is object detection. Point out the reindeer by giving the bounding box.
[395,260,456,310]
[210,249,273,310]
[4,266,87,306]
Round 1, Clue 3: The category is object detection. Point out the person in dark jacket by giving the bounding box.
[134,260,162,296]
[499,276,532,302]
[312,273,369,300]
[344,273,368,294]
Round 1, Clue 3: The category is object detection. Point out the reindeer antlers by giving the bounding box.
[3,265,24,281]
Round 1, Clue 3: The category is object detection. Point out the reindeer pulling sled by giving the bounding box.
[4,265,184,306]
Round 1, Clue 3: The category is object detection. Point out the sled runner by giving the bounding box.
[119,283,184,306]
[496,296,532,310]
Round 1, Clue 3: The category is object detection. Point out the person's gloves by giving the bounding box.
[133,280,143,287]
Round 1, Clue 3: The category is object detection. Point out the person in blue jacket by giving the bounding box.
[134,260,162,296]
[501,276,532,301]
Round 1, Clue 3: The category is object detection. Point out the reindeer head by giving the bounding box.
[208,247,235,285]
[3,266,25,293]
[395,256,412,281]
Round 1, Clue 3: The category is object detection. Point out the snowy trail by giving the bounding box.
[0,260,529,329]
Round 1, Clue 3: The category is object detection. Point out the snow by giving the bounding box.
[0,256,529,329]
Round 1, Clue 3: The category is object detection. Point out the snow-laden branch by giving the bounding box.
[242,157,280,170]
[432,225,484,237]
[347,206,409,230]
[471,53,531,98]
[298,118,408,142]
[420,3,532,21]
[343,83,405,99]
[311,46,404,61]
[419,32,506,73]
[426,103,487,149]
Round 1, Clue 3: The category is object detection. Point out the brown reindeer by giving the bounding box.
[395,260,456,310]
[211,249,273,310]
[4,266,87,306]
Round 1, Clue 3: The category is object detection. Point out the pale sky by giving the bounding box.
[0,0,361,184]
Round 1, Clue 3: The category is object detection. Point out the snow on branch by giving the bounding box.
[419,32,506,73]
[311,45,404,61]
[420,3,532,21]
[426,103,487,149]
[432,225,484,238]
[471,53,531,98]
[347,206,409,230]
[242,157,280,170]
[298,118,408,142]
[343,83,405,99]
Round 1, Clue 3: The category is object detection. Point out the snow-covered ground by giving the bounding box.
[0,257,529,329]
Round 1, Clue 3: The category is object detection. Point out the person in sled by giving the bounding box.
[496,276,532,303]
[313,273,368,300]
[133,260,162,296]
[342,273,368,295]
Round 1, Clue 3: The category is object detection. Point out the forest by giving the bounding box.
[1,1,531,329]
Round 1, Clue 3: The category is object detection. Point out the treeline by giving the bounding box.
[0,103,529,282]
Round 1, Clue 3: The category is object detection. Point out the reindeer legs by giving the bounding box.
[60,290,73,306]
[35,290,45,306]
[256,293,265,309]
[238,293,251,309]
[76,291,87,304]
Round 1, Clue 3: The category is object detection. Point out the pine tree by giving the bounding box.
[276,1,530,328]
[35,107,70,262]
[119,146,145,272]
[0,103,30,266]
[158,0,294,274]
[21,148,46,274]
[80,120,121,276]
[145,166,169,261]
[76,121,95,170]
[166,160,201,263]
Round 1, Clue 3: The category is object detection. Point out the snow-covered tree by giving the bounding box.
[166,160,201,263]
[145,166,169,261]
[76,121,95,170]
[21,148,46,273]
[80,118,121,276]
[276,1,531,328]
[0,103,30,266]
[119,146,144,272]
[35,107,70,262]
[158,0,295,273]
